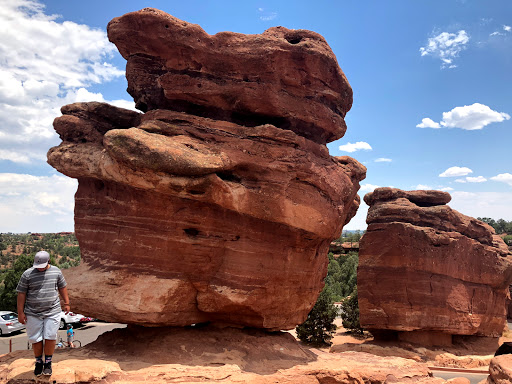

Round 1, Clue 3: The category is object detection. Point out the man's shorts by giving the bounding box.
[26,312,61,343]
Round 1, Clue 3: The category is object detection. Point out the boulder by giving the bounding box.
[358,188,512,343]
[487,354,512,384]
[107,8,352,144]
[47,9,365,330]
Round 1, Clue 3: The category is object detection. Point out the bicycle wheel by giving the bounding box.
[71,340,81,348]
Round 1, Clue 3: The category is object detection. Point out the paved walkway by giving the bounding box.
[0,322,126,354]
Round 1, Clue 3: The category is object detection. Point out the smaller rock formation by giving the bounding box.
[358,188,512,346]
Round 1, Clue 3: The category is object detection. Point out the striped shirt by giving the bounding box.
[16,266,67,317]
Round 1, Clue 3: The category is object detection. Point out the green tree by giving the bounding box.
[496,219,508,234]
[0,254,33,312]
[324,252,358,301]
[296,286,338,345]
[340,287,363,334]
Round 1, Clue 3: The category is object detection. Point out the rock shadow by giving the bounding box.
[82,324,318,375]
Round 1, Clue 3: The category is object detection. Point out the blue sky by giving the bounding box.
[0,0,511,232]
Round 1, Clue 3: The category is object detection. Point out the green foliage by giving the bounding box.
[296,251,361,345]
[336,230,365,244]
[296,286,338,345]
[0,233,80,271]
[0,233,81,311]
[340,287,363,334]
[0,254,33,312]
[478,217,512,234]
[503,235,512,245]
[324,252,358,302]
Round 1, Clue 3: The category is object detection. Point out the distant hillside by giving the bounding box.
[0,232,80,276]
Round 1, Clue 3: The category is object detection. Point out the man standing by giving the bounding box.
[16,251,70,377]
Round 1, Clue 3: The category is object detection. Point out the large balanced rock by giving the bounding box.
[47,9,365,330]
[358,188,512,344]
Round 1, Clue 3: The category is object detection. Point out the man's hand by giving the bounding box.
[58,286,70,314]
[18,312,26,325]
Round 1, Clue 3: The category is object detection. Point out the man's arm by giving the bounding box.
[59,286,70,314]
[17,292,27,324]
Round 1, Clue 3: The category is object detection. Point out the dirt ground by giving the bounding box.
[316,318,512,371]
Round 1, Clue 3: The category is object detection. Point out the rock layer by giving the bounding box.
[358,188,512,342]
[47,9,365,330]
[107,8,352,144]
[0,326,448,384]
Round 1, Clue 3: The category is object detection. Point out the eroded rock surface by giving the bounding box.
[487,354,512,384]
[0,326,448,384]
[107,8,352,145]
[358,188,512,343]
[47,8,365,330]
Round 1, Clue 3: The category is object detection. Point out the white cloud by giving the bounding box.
[440,103,510,130]
[375,158,392,163]
[359,183,380,192]
[490,31,504,37]
[466,176,487,183]
[416,117,441,129]
[419,30,469,69]
[491,173,512,187]
[439,166,473,178]
[415,184,432,190]
[455,176,487,183]
[450,191,512,221]
[258,8,277,21]
[418,103,510,131]
[0,0,132,164]
[0,173,77,232]
[439,187,455,191]
[338,141,372,153]
[504,25,511,32]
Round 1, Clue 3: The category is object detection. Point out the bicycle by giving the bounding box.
[56,336,81,348]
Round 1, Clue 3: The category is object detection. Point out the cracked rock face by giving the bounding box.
[358,187,512,340]
[47,9,365,330]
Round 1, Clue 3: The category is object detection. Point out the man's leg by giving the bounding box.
[25,316,44,376]
[42,313,60,376]
[44,339,56,356]
[32,341,43,357]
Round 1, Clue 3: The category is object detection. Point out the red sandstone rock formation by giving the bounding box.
[107,8,352,145]
[358,188,512,344]
[0,326,449,383]
[487,354,512,384]
[47,9,365,330]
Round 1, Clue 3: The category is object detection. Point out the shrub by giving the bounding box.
[296,286,338,345]
[340,287,364,334]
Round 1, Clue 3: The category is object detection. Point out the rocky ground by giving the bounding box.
[0,319,508,383]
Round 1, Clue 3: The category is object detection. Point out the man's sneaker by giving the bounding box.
[43,361,52,376]
[34,361,44,377]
